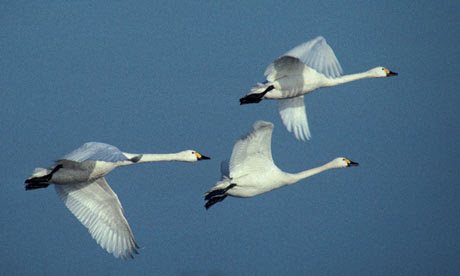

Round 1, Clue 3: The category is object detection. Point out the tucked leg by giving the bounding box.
[205,195,228,210]
[204,183,236,200]
[239,85,274,105]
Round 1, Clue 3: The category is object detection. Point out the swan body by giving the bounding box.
[25,142,210,259]
[204,121,358,209]
[240,36,398,141]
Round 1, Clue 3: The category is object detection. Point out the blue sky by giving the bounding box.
[1,1,459,275]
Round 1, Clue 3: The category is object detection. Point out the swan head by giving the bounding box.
[180,150,211,162]
[369,67,398,78]
[329,157,359,169]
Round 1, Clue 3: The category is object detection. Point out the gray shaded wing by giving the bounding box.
[264,56,308,98]
[278,96,311,141]
[282,36,343,78]
[55,178,139,259]
[63,142,128,162]
[229,121,275,178]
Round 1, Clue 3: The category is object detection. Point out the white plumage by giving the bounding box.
[25,142,210,259]
[204,121,359,209]
[240,36,397,141]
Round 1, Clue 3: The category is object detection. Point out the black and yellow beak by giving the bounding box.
[384,68,398,77]
[345,159,359,167]
[195,152,211,160]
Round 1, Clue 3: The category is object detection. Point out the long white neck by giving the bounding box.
[286,162,335,184]
[323,71,374,87]
[121,152,189,164]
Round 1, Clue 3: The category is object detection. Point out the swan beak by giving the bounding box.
[384,68,398,77]
[345,159,359,167]
[199,155,211,160]
[195,152,211,160]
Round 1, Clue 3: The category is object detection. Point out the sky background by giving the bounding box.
[1,1,459,275]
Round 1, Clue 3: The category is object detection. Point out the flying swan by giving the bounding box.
[240,36,398,141]
[204,121,358,209]
[25,142,210,259]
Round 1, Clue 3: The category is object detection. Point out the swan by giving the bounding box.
[25,142,210,259]
[204,121,358,209]
[239,36,398,141]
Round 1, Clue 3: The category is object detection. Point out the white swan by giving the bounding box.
[240,36,398,141]
[25,142,210,259]
[204,121,358,209]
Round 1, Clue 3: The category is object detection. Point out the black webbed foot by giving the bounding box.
[205,195,228,210]
[204,183,236,209]
[25,183,50,190]
[24,164,63,190]
[239,85,274,105]
[204,183,236,200]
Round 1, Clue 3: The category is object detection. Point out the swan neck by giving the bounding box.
[324,72,372,87]
[289,163,332,183]
[135,153,185,163]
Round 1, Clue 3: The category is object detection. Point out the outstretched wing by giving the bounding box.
[282,36,343,78]
[55,178,139,259]
[278,96,311,141]
[229,121,275,178]
[63,142,128,162]
[262,37,342,100]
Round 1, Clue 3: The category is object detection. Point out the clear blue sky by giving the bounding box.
[1,1,459,275]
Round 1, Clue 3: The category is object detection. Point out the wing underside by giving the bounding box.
[55,178,139,259]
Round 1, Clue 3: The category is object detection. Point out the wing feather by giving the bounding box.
[229,121,275,178]
[63,142,128,163]
[278,96,311,141]
[55,178,139,259]
[283,36,343,78]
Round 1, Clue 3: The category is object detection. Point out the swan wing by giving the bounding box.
[264,56,308,98]
[281,36,343,78]
[278,96,311,141]
[229,121,275,178]
[63,142,128,162]
[55,178,139,259]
